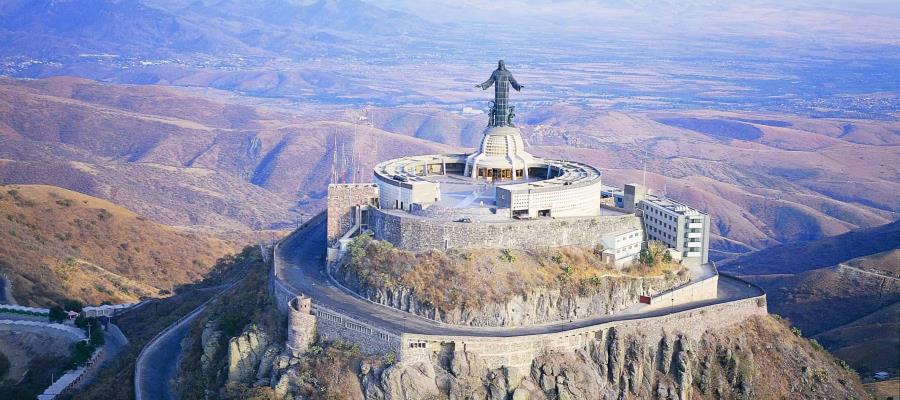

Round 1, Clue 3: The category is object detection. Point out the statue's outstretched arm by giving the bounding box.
[509,74,523,91]
[477,72,496,90]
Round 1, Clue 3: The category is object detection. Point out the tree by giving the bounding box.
[638,248,654,266]
[48,305,66,323]
[63,299,83,313]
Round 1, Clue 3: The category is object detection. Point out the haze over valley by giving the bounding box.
[0,1,898,398]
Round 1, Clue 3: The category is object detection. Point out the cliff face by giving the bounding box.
[339,315,865,400]
[335,266,688,327]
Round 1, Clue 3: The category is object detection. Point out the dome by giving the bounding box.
[465,126,536,180]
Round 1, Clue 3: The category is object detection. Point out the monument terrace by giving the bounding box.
[326,61,710,267]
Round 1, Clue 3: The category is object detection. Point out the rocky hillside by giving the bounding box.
[0,184,237,306]
[720,221,900,377]
[178,303,868,399]
[335,234,688,327]
[274,316,866,399]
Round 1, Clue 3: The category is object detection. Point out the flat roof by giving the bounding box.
[642,194,707,216]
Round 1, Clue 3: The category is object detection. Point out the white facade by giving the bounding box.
[640,196,710,265]
[601,227,644,266]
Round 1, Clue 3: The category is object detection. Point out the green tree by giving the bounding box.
[63,299,83,313]
[638,248,654,266]
[48,305,66,323]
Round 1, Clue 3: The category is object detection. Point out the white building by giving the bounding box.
[600,227,644,266]
[640,196,710,265]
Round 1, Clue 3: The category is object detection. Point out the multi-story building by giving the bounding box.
[639,196,710,265]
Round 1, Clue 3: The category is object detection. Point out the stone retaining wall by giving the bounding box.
[313,307,403,356]
[398,294,767,383]
[369,208,641,251]
[642,274,719,311]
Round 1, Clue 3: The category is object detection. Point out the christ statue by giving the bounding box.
[476,60,523,127]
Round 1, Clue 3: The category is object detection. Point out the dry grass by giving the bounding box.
[692,315,868,399]
[0,184,239,306]
[341,234,685,310]
[864,378,900,400]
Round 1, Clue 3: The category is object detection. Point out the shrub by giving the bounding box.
[63,299,84,312]
[97,208,113,221]
[500,249,516,263]
[386,351,397,365]
[809,339,824,352]
[551,252,564,264]
[791,326,802,337]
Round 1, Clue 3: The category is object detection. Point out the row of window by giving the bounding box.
[646,224,675,241]
[614,243,641,254]
[615,231,641,242]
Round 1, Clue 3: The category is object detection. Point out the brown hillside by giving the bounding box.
[0,76,896,255]
[722,225,900,377]
[0,184,238,306]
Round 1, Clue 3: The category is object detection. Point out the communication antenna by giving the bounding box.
[642,159,647,189]
[330,134,337,183]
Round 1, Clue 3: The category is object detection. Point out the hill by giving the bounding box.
[0,76,896,256]
[720,223,900,377]
[0,77,456,231]
[0,184,238,306]
[721,220,900,275]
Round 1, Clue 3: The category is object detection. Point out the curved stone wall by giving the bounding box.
[369,207,642,251]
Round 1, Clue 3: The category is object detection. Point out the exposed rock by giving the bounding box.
[380,361,441,400]
[200,320,222,372]
[338,264,688,327]
[227,324,271,384]
[267,316,868,400]
[255,345,280,381]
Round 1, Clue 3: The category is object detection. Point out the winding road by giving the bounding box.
[134,282,239,400]
[276,217,765,337]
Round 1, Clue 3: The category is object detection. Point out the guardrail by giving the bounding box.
[0,304,49,315]
[0,319,85,339]
[37,347,103,399]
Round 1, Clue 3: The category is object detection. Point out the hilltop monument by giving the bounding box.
[476,59,524,127]
[466,60,535,180]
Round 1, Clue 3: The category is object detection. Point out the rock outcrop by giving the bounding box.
[200,321,222,373]
[227,324,278,384]
[337,269,688,327]
[273,315,868,400]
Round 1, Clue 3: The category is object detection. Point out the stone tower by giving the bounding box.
[286,295,316,357]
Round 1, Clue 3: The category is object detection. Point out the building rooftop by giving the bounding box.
[642,194,707,216]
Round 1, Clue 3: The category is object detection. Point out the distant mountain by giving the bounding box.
[0,0,231,57]
[0,76,455,230]
[0,0,432,60]
[720,220,900,275]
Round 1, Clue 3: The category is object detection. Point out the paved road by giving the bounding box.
[134,302,208,400]
[76,323,128,390]
[134,282,237,400]
[276,218,764,337]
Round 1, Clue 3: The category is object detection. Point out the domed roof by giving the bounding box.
[465,125,536,174]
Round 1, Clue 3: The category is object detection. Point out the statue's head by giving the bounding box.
[498,60,506,70]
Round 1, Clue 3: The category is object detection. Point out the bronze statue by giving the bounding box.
[476,60,523,127]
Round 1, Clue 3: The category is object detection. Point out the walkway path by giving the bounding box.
[276,217,764,337]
